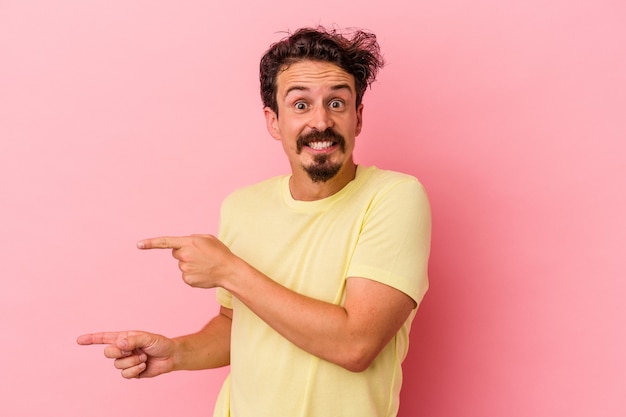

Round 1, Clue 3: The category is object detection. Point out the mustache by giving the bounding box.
[296,128,346,153]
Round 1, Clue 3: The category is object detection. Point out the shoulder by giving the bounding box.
[356,166,428,202]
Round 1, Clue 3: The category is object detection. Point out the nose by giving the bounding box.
[308,105,334,131]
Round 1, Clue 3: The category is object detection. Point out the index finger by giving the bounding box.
[137,236,185,250]
[76,331,125,346]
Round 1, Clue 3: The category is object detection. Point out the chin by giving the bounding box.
[304,161,342,183]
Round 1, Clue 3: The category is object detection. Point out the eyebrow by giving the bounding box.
[284,83,354,98]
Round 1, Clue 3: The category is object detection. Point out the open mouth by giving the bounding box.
[297,129,345,154]
[306,141,336,151]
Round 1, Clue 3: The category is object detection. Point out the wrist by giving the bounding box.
[221,256,256,298]
[170,336,188,372]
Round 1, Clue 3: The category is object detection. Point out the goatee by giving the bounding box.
[304,154,342,183]
[296,128,346,183]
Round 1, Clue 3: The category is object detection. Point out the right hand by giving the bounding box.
[77,331,175,379]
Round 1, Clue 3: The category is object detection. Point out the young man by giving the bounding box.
[78,27,431,417]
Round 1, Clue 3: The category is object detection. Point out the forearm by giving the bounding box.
[134,235,413,372]
[229,264,351,367]
[172,308,232,371]
[223,259,411,372]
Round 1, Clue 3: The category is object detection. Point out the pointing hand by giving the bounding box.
[76,331,175,379]
[137,234,238,289]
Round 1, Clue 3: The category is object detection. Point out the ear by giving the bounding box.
[355,103,364,136]
[264,107,281,140]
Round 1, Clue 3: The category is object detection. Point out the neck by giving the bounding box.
[289,161,357,201]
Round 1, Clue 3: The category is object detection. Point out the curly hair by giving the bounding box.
[260,27,385,115]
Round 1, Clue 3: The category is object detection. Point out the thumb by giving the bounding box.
[116,332,153,351]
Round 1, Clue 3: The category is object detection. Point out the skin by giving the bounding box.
[77,60,414,377]
[264,60,363,200]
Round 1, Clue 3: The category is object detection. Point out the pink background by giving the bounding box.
[1,1,624,416]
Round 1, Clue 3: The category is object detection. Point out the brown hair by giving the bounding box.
[260,27,385,115]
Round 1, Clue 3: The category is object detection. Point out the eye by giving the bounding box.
[329,99,345,110]
[294,101,308,111]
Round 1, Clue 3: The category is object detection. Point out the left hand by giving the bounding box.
[138,234,237,288]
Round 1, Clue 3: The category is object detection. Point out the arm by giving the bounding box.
[140,235,414,372]
[173,306,232,371]
[227,261,414,372]
[77,306,232,379]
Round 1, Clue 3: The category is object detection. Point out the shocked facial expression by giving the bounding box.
[264,60,363,183]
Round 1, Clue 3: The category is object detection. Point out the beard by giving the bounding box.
[296,128,346,183]
[303,154,342,183]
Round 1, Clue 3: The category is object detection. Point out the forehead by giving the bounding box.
[276,60,356,95]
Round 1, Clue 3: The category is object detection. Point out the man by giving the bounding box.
[78,27,431,417]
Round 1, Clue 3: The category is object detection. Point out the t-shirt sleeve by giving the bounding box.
[347,178,431,305]
[216,197,234,309]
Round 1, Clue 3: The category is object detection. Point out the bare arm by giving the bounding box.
[140,235,414,372]
[226,258,413,372]
[172,306,232,371]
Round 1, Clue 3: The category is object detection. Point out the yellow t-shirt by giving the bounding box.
[214,165,431,417]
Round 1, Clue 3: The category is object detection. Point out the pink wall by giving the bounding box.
[1,1,624,416]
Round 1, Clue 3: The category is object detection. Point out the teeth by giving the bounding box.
[308,141,334,150]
